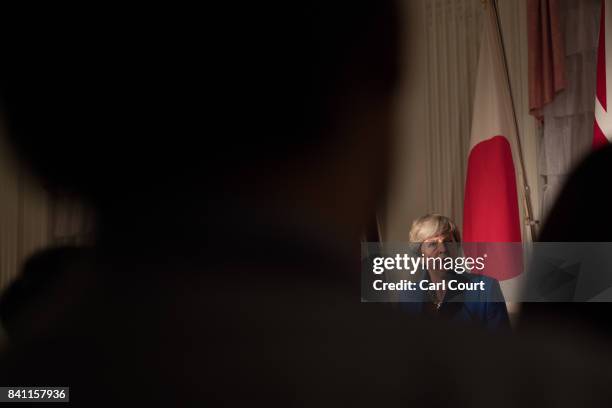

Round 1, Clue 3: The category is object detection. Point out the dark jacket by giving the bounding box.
[399,270,510,330]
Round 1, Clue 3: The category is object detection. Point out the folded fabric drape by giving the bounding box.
[528,0,567,120]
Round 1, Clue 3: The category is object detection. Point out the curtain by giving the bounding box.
[528,0,567,120]
[0,134,92,292]
[539,0,599,220]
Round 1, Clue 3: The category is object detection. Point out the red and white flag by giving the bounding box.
[463,4,522,281]
[594,0,612,149]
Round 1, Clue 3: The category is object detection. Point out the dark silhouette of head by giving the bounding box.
[0,4,400,239]
[0,246,85,342]
[538,144,612,242]
[521,145,612,336]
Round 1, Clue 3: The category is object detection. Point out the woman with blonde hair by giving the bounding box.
[401,214,509,330]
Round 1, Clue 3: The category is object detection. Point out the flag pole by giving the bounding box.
[489,0,538,242]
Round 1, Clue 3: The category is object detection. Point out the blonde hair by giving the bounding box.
[409,214,461,243]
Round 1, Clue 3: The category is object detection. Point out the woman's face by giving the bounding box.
[420,234,456,260]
